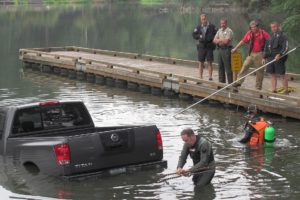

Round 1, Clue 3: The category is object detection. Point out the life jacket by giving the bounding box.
[247,29,267,52]
[248,118,269,145]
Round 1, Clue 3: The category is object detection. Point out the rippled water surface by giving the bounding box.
[1,70,299,200]
[0,1,300,200]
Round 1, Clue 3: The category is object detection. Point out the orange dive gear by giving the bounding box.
[248,118,269,145]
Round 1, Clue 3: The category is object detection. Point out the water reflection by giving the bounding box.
[0,1,299,89]
[1,69,299,199]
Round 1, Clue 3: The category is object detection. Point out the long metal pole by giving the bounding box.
[173,46,299,117]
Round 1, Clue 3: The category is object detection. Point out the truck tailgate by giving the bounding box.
[67,126,163,175]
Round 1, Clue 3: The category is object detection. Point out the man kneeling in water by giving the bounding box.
[176,128,215,186]
[239,105,273,145]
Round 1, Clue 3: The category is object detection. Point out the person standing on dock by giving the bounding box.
[213,18,233,84]
[192,14,217,80]
[263,21,289,94]
[176,128,215,187]
[231,20,269,90]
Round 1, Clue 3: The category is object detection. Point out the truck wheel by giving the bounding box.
[115,79,127,89]
[86,74,95,83]
[95,75,106,84]
[23,162,40,175]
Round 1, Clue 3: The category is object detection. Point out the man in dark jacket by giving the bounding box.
[192,14,217,80]
[176,128,215,186]
[263,21,289,94]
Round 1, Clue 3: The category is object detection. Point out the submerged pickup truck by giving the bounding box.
[0,100,167,179]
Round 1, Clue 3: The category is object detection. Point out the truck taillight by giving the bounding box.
[40,100,60,106]
[54,144,70,165]
[156,130,163,150]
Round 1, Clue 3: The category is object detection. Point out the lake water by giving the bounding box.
[0,1,300,200]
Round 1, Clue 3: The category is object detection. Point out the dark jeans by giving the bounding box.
[218,48,233,84]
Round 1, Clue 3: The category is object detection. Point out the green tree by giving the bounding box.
[229,0,271,12]
[272,0,300,37]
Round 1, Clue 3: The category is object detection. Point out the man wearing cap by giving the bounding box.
[176,128,215,186]
[231,20,269,90]
[213,18,234,84]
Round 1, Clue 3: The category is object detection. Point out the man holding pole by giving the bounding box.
[176,128,215,186]
[213,18,233,84]
[263,21,289,94]
[231,20,269,90]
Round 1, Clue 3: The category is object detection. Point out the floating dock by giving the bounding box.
[19,46,300,120]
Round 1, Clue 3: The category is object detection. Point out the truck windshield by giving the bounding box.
[12,102,92,134]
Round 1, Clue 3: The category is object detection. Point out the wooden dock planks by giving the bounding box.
[19,46,300,120]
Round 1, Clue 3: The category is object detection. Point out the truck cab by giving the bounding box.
[0,100,167,179]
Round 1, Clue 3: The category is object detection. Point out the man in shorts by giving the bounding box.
[192,14,217,80]
[263,21,289,94]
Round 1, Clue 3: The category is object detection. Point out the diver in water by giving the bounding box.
[239,105,275,145]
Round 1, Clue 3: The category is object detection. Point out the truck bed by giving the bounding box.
[9,126,137,138]
[2,100,167,178]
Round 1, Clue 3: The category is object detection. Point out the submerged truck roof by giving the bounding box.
[6,100,83,109]
[7,100,94,136]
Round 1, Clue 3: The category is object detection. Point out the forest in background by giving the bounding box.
[4,0,299,37]
[230,0,299,39]
[0,0,298,75]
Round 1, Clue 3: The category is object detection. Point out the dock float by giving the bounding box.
[19,46,300,120]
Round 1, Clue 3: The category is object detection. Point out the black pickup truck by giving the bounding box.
[0,100,167,179]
